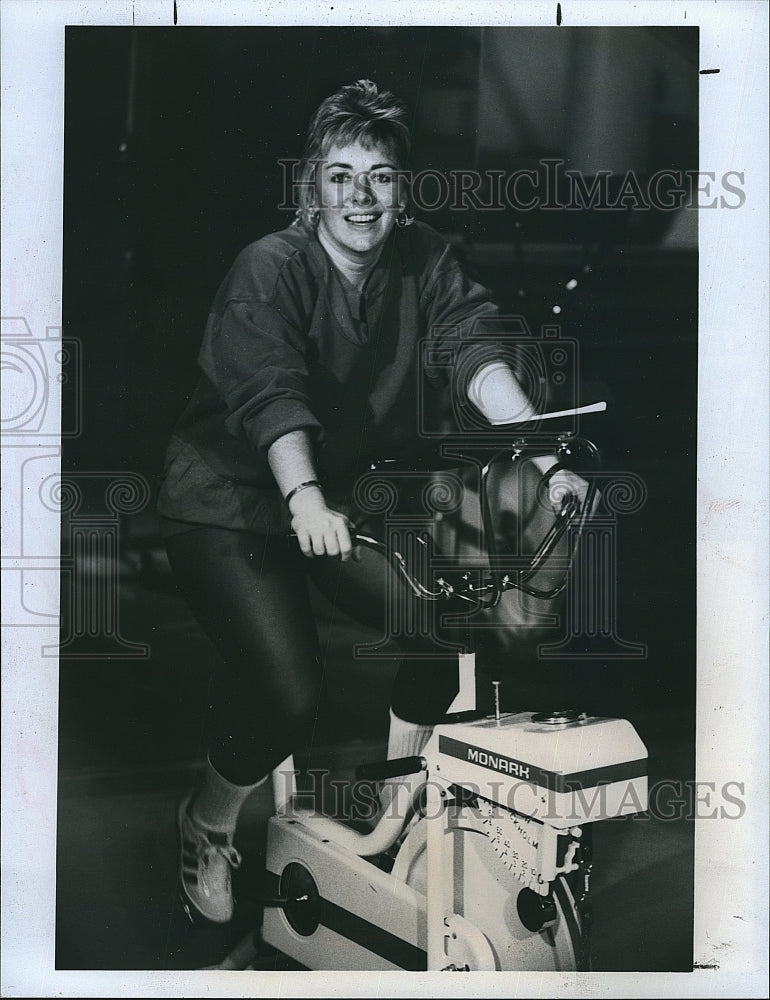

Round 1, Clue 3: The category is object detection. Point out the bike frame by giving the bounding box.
[217,423,648,972]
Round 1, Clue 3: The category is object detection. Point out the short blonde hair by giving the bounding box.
[295,79,412,221]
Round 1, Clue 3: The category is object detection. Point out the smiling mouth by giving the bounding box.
[345,213,379,225]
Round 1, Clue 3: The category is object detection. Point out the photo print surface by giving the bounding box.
[2,3,767,997]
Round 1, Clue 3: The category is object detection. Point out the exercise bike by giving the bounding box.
[220,416,649,972]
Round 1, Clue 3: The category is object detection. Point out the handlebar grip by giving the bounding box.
[355,755,427,782]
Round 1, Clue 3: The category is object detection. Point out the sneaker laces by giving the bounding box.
[194,826,243,873]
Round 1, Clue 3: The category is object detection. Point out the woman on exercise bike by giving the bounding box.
[157,79,592,925]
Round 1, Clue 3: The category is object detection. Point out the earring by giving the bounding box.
[396,208,415,228]
[299,205,320,226]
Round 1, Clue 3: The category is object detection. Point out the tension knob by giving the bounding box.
[517,887,557,932]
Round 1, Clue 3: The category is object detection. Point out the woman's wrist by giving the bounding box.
[284,479,322,505]
[287,482,325,516]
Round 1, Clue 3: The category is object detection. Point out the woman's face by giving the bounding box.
[314,139,403,263]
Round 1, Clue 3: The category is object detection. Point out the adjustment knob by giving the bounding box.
[517,887,557,932]
[531,709,584,725]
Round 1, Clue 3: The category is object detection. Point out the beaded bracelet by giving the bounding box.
[284,480,322,505]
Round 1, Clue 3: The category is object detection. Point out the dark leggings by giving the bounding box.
[164,525,463,784]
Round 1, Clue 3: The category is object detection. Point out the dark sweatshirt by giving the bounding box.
[157,218,504,534]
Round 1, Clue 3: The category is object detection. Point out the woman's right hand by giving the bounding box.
[289,487,356,561]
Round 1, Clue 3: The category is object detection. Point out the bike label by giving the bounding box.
[438,734,646,792]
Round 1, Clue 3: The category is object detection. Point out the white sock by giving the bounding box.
[379,710,433,818]
[387,709,433,760]
[188,757,267,834]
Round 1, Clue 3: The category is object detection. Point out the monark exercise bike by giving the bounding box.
[208,405,648,973]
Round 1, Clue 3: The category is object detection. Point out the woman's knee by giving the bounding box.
[220,663,320,731]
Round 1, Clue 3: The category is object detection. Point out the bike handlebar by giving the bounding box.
[351,493,584,605]
[296,432,603,608]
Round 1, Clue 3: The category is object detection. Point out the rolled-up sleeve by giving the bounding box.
[198,295,321,459]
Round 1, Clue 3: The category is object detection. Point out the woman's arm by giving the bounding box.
[467,360,559,476]
[466,360,537,426]
[268,430,355,561]
[419,239,598,515]
[467,360,599,514]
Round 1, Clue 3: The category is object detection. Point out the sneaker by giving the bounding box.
[177,797,242,924]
